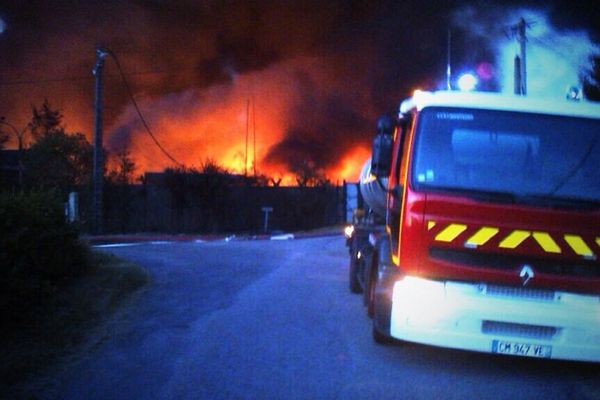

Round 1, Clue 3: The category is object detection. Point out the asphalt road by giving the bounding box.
[34,236,600,399]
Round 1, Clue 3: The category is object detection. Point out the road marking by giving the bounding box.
[93,243,141,248]
[271,234,295,240]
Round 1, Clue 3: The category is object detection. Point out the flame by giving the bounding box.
[329,145,371,183]
[107,56,372,184]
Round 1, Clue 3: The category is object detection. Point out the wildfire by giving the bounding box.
[106,56,373,185]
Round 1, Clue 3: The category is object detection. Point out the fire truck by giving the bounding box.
[346,90,600,362]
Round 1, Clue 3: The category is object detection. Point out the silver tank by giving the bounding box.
[358,158,388,217]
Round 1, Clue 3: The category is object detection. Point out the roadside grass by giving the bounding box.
[0,251,149,392]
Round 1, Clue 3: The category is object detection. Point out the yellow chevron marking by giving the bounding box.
[564,235,594,257]
[435,223,467,242]
[428,221,436,231]
[465,227,499,247]
[532,232,561,254]
[499,230,530,249]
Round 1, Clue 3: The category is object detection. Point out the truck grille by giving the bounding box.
[430,247,600,278]
[484,284,556,302]
[482,320,559,340]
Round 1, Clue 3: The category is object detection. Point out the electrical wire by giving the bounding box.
[0,65,204,87]
[529,37,584,68]
[0,74,92,86]
[104,47,184,167]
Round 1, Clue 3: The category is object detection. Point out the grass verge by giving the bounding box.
[0,251,149,395]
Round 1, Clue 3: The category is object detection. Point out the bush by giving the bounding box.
[0,191,91,282]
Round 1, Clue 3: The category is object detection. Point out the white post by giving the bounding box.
[68,192,79,223]
[262,206,273,233]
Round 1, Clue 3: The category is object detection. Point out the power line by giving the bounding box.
[0,65,205,87]
[0,74,92,86]
[104,48,184,167]
[529,37,583,68]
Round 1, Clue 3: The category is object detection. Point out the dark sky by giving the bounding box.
[0,0,598,177]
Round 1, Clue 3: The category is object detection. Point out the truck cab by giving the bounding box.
[355,90,600,362]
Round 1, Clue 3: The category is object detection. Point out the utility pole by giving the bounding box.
[512,18,527,95]
[252,98,257,177]
[514,55,522,95]
[446,29,452,91]
[92,46,107,234]
[244,98,249,177]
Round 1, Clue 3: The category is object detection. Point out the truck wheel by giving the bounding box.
[372,276,394,344]
[349,242,362,294]
[373,323,395,344]
[371,237,396,344]
[364,252,375,315]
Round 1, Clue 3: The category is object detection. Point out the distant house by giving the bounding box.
[0,150,20,188]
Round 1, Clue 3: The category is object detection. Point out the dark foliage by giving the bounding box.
[0,191,91,284]
[23,130,93,193]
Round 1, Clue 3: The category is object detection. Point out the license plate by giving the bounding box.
[492,340,552,358]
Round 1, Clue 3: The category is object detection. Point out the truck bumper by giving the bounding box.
[389,276,600,363]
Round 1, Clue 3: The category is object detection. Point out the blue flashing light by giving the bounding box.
[457,73,478,91]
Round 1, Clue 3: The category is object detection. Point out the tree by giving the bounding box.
[28,99,63,140]
[24,130,93,192]
[293,160,330,187]
[107,148,137,185]
[582,55,600,101]
[20,101,92,193]
[0,130,8,150]
[200,158,229,175]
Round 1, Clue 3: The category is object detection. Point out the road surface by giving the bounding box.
[30,236,600,399]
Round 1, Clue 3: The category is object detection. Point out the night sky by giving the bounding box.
[1,0,598,180]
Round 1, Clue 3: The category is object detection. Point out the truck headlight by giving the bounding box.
[344,225,355,239]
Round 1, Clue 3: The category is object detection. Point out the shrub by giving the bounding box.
[0,191,91,283]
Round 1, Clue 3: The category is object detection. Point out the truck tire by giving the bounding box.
[363,253,374,309]
[349,240,362,294]
[371,236,397,344]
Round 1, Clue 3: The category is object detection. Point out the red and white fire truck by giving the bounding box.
[346,90,600,362]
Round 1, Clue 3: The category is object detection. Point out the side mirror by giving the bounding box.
[370,115,394,178]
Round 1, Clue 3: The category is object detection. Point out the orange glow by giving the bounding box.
[105,56,375,185]
[330,145,371,183]
[3,56,374,186]
[110,59,295,177]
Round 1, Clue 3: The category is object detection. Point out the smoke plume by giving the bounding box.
[1,1,599,183]
[451,4,600,97]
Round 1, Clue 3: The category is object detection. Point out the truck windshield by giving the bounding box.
[412,107,600,208]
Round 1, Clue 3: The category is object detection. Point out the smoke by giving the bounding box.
[106,55,374,182]
[3,1,598,183]
[1,0,399,183]
[452,4,600,97]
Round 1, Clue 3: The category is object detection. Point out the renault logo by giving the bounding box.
[519,265,535,286]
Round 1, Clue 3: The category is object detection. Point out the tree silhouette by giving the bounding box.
[108,148,137,185]
[293,160,330,187]
[29,99,63,140]
[0,130,8,149]
[24,131,92,191]
[22,101,93,193]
